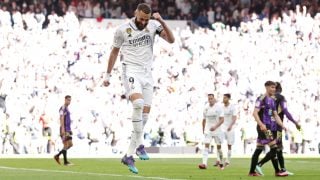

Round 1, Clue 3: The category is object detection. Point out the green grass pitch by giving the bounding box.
[0,157,319,179]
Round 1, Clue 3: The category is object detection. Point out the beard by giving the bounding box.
[135,18,147,30]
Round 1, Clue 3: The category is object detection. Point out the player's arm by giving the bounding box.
[152,13,175,43]
[253,107,266,132]
[104,47,120,86]
[273,110,286,130]
[107,47,120,74]
[104,28,123,86]
[227,115,237,131]
[228,107,237,131]
[59,110,65,135]
[210,116,224,131]
[202,119,206,134]
[280,99,300,129]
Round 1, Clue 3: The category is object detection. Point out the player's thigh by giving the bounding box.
[122,73,143,99]
[226,131,235,145]
[213,134,224,145]
[142,80,153,106]
[203,133,213,144]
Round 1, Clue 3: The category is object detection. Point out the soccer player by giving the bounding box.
[103,3,174,174]
[255,82,301,175]
[54,95,73,166]
[248,81,288,177]
[219,93,237,167]
[198,94,224,170]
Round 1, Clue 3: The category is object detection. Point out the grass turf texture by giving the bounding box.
[0,158,319,179]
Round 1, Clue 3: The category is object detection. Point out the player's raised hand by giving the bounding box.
[152,12,163,22]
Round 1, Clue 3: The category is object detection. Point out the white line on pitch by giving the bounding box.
[0,166,185,180]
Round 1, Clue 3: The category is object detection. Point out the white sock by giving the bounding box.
[202,147,209,165]
[217,149,223,163]
[142,113,149,128]
[133,121,143,147]
[227,150,232,163]
[126,132,136,156]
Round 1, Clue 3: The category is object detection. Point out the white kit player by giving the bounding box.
[103,3,174,174]
[219,93,237,167]
[199,94,225,170]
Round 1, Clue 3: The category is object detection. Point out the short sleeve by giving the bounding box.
[59,107,65,116]
[255,97,262,109]
[218,106,224,118]
[113,28,124,48]
[152,20,163,35]
[203,108,207,119]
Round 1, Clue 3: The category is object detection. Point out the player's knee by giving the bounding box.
[132,99,144,121]
[132,99,144,110]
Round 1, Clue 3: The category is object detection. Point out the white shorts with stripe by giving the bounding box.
[122,64,154,106]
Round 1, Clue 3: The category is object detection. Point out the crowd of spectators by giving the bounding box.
[0,1,319,156]
[0,0,320,28]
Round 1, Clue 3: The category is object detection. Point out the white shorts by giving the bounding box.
[224,130,235,145]
[122,66,154,106]
[203,133,224,145]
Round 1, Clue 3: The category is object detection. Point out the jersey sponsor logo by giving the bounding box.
[129,35,152,47]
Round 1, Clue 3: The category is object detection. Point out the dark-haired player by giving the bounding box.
[255,82,301,175]
[248,81,288,177]
[103,3,175,174]
[54,95,73,166]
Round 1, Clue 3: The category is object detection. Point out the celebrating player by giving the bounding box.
[103,3,174,174]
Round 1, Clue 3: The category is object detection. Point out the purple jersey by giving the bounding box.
[59,105,71,132]
[255,95,277,131]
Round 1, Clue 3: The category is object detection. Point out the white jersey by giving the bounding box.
[203,103,224,135]
[222,104,237,131]
[113,18,163,73]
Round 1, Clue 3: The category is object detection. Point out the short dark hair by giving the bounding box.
[264,81,276,87]
[224,93,231,99]
[137,3,151,14]
[275,82,282,93]
[208,94,214,97]
[65,95,71,99]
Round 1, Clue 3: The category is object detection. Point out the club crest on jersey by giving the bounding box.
[126,28,132,37]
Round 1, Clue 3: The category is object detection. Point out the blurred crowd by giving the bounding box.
[0,1,320,156]
[0,0,320,28]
